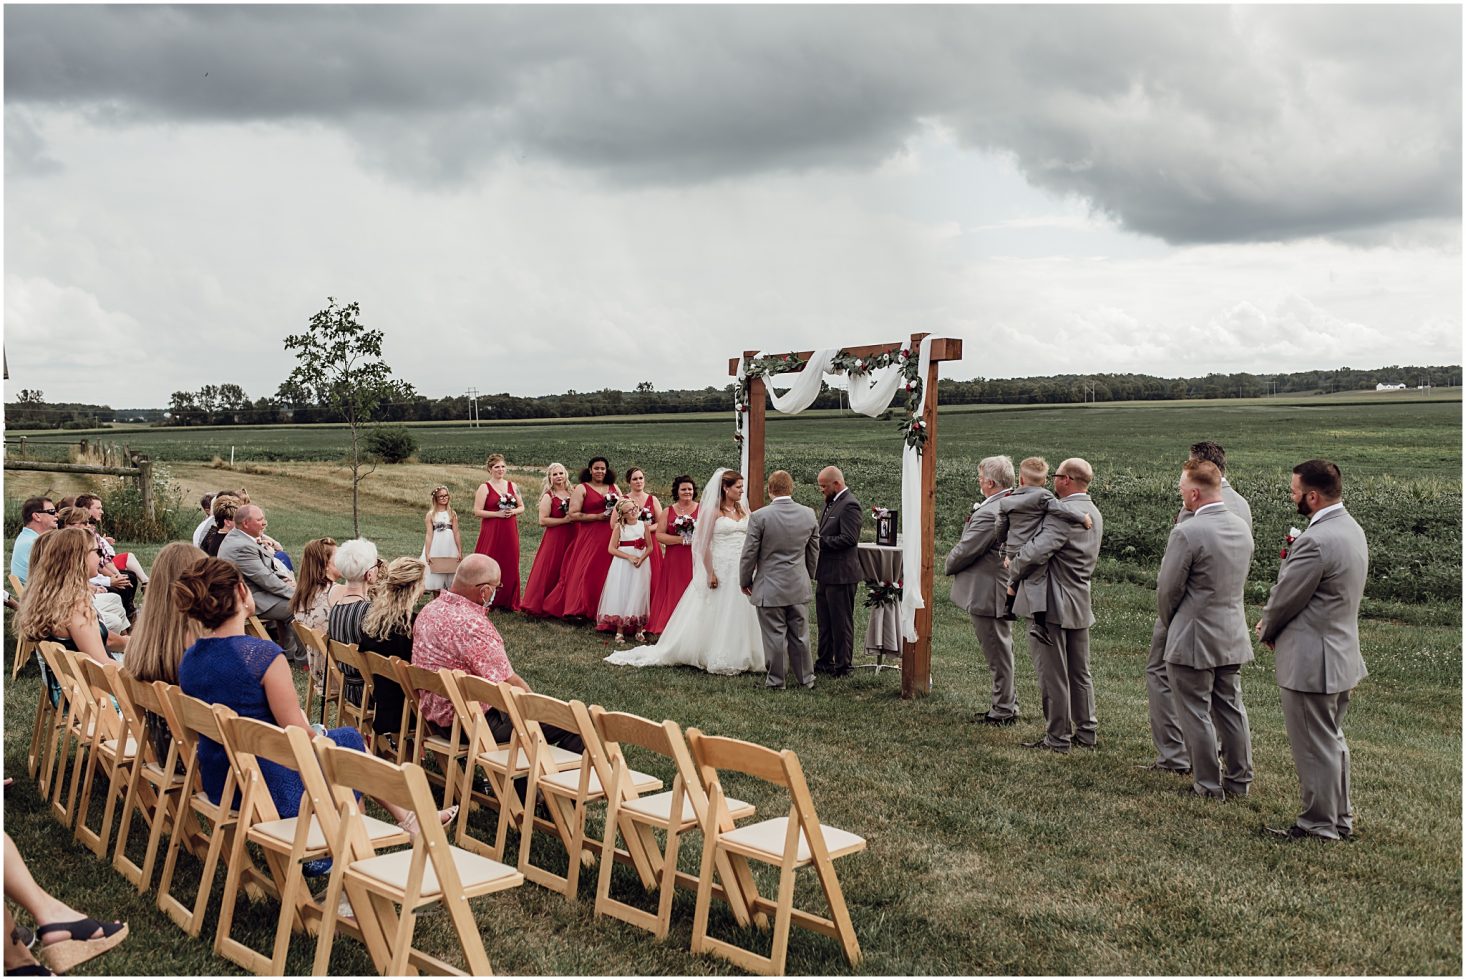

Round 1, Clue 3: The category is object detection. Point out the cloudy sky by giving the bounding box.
[5,4,1461,406]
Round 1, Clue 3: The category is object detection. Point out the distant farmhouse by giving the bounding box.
[1375,382,1408,391]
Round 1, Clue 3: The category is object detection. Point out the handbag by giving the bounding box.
[428,556,461,575]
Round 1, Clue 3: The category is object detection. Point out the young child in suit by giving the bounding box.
[999,456,1093,638]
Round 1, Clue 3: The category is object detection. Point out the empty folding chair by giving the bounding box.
[312,743,524,977]
[72,656,140,859]
[512,688,662,902]
[213,714,410,975]
[591,708,758,939]
[686,728,867,976]
[111,671,189,892]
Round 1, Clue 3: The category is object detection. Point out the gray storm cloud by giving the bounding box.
[5,4,1460,244]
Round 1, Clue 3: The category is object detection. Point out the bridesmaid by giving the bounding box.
[471,453,524,611]
[519,463,576,617]
[619,466,664,630]
[646,474,698,636]
[543,456,619,620]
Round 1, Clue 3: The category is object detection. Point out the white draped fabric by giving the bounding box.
[736,338,934,645]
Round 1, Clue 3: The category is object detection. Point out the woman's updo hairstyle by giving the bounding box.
[625,466,645,483]
[173,557,245,630]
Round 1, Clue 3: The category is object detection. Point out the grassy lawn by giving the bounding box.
[3,399,1460,974]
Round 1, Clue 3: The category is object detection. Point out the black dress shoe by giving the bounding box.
[978,713,1019,727]
[1263,823,1336,841]
[830,668,854,678]
[1074,740,1098,750]
[1135,763,1192,775]
[1020,738,1069,754]
[1177,786,1224,800]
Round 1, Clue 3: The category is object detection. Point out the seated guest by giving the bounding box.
[191,493,217,549]
[124,541,206,762]
[201,495,242,558]
[75,493,150,587]
[4,832,127,974]
[74,493,141,622]
[51,509,132,636]
[413,555,583,751]
[218,503,302,662]
[174,557,454,838]
[15,526,123,666]
[359,557,426,738]
[289,537,341,688]
[10,496,59,584]
[328,538,381,707]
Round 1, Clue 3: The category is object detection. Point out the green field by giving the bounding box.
[3,398,1461,974]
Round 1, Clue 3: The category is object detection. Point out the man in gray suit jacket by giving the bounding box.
[814,465,864,677]
[1157,459,1255,799]
[1143,440,1254,775]
[1258,459,1369,841]
[1008,458,1103,752]
[944,455,1020,724]
[740,470,821,689]
[219,503,302,660]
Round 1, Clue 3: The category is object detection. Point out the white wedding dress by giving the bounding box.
[604,513,766,675]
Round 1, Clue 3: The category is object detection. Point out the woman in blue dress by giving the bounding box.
[174,557,454,838]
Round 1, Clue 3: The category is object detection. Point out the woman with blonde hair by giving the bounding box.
[471,453,524,611]
[420,487,461,593]
[519,463,576,616]
[14,526,120,666]
[125,542,206,686]
[359,557,427,737]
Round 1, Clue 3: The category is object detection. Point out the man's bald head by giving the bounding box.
[450,554,501,601]
[817,466,846,501]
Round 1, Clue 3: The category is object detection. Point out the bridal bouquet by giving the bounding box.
[671,514,697,543]
[1280,526,1302,559]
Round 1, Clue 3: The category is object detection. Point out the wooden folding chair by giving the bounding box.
[686,729,867,975]
[312,743,523,977]
[25,638,61,784]
[32,642,86,809]
[46,646,105,831]
[10,577,30,678]
[450,674,579,862]
[591,709,759,939]
[329,640,375,737]
[154,689,267,939]
[360,650,411,763]
[214,715,410,975]
[72,656,140,859]
[291,621,333,724]
[243,615,270,641]
[396,663,471,810]
[512,688,662,902]
[111,671,189,892]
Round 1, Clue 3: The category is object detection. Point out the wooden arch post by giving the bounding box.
[728,333,963,698]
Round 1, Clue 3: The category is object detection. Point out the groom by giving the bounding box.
[740,470,821,689]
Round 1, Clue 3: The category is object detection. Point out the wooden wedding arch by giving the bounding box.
[728,333,963,699]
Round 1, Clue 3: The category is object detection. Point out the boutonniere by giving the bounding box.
[1280,526,1302,559]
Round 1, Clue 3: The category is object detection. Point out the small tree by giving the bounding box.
[278,298,416,536]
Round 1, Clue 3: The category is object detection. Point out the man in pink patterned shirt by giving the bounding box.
[413,555,582,751]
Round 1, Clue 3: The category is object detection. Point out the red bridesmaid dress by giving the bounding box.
[519,494,575,617]
[646,503,697,634]
[473,480,521,611]
[543,483,619,620]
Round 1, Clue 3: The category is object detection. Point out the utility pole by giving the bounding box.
[466,387,480,428]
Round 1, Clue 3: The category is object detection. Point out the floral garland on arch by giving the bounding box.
[733,345,928,453]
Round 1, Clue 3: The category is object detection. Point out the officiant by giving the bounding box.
[814,465,864,677]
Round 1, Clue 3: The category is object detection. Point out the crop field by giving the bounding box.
[2,396,1460,974]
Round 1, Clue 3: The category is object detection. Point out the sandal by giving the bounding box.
[34,918,128,973]
[634,630,648,643]
[396,806,459,839]
[7,964,55,976]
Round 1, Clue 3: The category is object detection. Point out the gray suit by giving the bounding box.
[945,489,1018,719]
[1146,479,1253,770]
[218,527,300,655]
[1260,505,1369,838]
[740,497,821,689]
[1008,493,1103,749]
[1156,503,1255,797]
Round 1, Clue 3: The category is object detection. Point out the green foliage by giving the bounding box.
[364,426,418,464]
[94,468,195,543]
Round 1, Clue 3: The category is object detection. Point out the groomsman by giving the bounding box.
[1258,459,1369,841]
[1143,440,1253,774]
[945,456,1019,724]
[814,465,863,677]
[1009,458,1103,752]
[1156,459,1255,799]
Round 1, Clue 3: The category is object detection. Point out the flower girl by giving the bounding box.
[421,485,462,593]
[596,497,652,642]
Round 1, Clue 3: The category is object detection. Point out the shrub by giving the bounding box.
[95,466,196,543]
[364,426,417,464]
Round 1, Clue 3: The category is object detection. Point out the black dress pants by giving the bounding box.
[815,581,857,673]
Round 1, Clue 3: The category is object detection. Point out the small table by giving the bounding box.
[857,543,903,672]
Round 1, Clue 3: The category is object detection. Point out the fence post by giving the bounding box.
[137,457,155,523]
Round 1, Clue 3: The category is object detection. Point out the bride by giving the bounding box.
[604,468,765,675]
